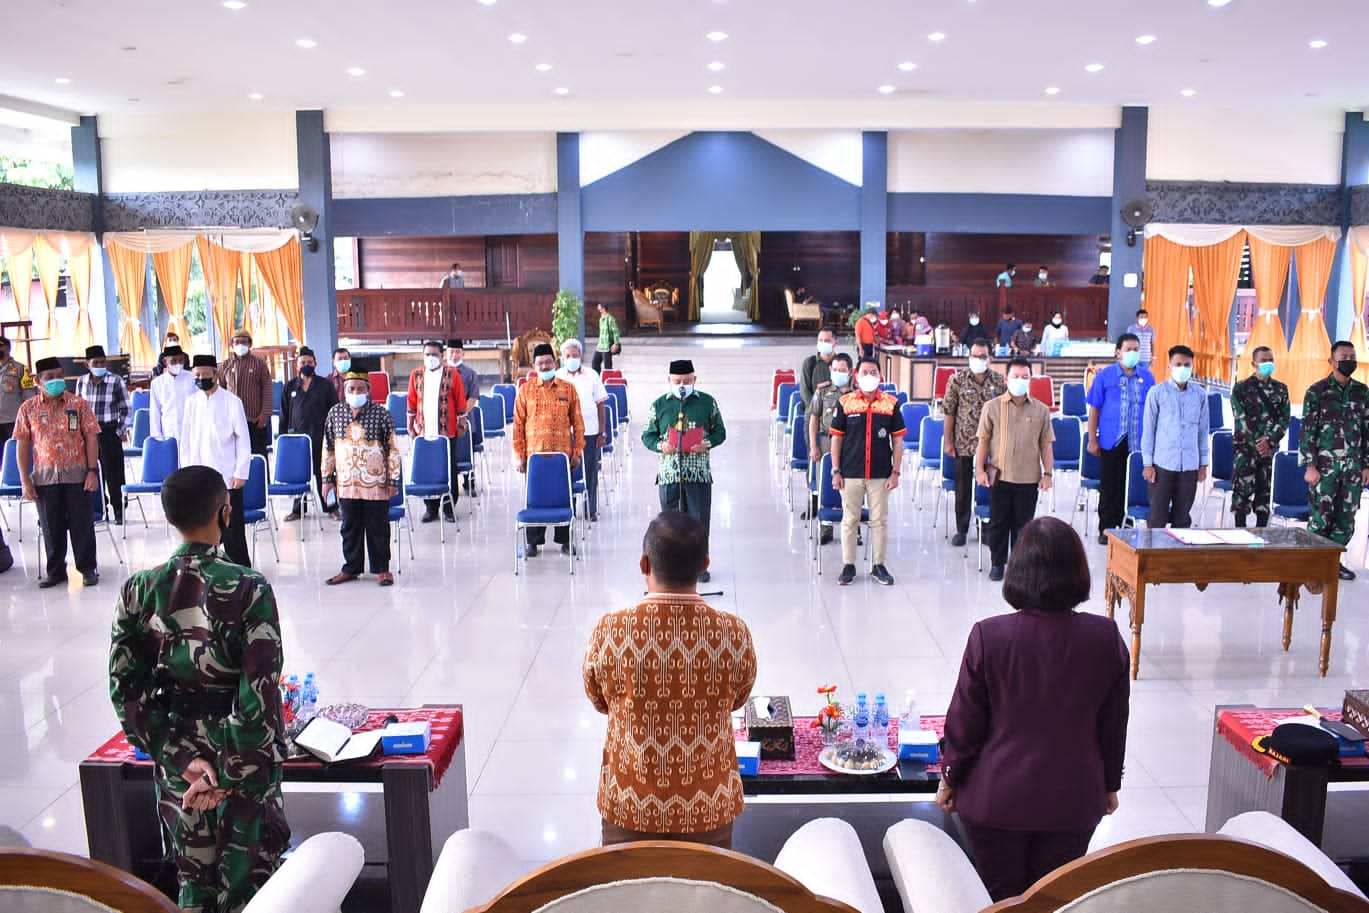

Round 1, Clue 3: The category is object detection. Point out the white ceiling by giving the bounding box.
[3,0,1368,126]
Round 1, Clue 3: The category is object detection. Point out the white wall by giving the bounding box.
[330,132,556,198]
[99,112,298,192]
[580,131,687,186]
[1147,108,1344,184]
[888,129,1114,195]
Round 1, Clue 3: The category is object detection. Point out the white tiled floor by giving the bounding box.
[3,336,1367,876]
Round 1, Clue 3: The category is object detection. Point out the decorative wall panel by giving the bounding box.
[1145,181,1343,225]
[101,189,300,231]
[1351,186,1369,226]
[0,184,96,231]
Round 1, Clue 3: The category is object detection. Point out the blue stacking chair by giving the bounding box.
[1208,391,1229,433]
[1270,451,1311,525]
[453,427,476,515]
[894,391,909,408]
[492,383,517,424]
[38,464,125,577]
[971,483,992,570]
[389,467,414,572]
[878,383,898,394]
[271,380,284,416]
[405,437,454,541]
[479,394,509,476]
[267,434,322,532]
[813,452,867,576]
[1202,431,1235,526]
[1285,415,1301,453]
[912,416,943,504]
[123,408,151,460]
[1060,382,1086,419]
[1122,450,1151,528]
[1050,416,1083,509]
[470,404,489,480]
[129,389,151,415]
[244,454,279,563]
[387,393,408,438]
[0,438,37,541]
[773,381,798,450]
[901,402,930,460]
[934,452,957,531]
[605,383,629,430]
[122,436,179,537]
[1070,447,1103,535]
[515,451,575,575]
[786,410,809,510]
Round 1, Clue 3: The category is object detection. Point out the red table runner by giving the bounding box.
[1216,707,1368,779]
[87,708,464,790]
[736,715,946,777]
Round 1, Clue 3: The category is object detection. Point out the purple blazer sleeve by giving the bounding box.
[1097,634,1131,792]
[941,623,987,789]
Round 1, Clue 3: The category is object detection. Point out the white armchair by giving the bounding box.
[773,818,883,913]
[243,832,364,913]
[1217,811,1366,900]
[882,819,990,913]
[420,829,529,913]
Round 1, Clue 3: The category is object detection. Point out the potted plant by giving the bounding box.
[551,289,584,352]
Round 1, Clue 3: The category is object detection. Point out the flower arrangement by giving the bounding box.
[813,685,842,739]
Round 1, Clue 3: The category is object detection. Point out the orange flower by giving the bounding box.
[817,685,838,694]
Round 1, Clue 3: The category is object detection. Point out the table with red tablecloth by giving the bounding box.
[79,705,467,913]
[1205,704,1369,847]
[736,715,946,794]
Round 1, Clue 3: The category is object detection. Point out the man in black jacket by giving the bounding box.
[280,347,338,520]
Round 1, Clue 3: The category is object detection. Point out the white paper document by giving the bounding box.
[294,716,382,763]
[1164,529,1223,545]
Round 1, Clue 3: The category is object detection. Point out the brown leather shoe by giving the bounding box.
[377,572,395,587]
[283,512,302,522]
[326,572,358,585]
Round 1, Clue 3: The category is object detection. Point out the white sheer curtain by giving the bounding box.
[1145,224,1341,246]
[102,229,295,254]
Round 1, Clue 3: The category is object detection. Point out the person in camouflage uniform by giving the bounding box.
[1299,340,1369,581]
[1230,345,1290,528]
[109,465,289,913]
[807,353,854,544]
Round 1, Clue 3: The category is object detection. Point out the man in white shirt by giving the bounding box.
[180,355,253,566]
[557,338,609,521]
[148,345,197,441]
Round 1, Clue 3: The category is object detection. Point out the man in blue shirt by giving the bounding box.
[1141,345,1210,528]
[1086,333,1155,543]
[994,306,1022,351]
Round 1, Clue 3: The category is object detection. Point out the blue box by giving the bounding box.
[381,721,431,755]
[898,728,939,763]
[736,740,761,777]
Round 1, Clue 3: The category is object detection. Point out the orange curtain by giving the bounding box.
[106,242,156,366]
[32,235,64,350]
[5,246,34,321]
[1141,235,1193,381]
[67,246,96,351]
[1242,235,1291,377]
[253,237,305,343]
[1188,231,1246,381]
[151,241,194,342]
[1351,242,1368,386]
[196,236,241,355]
[1285,237,1337,404]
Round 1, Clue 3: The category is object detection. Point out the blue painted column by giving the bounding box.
[1109,106,1148,340]
[556,133,585,339]
[70,115,121,353]
[860,132,888,310]
[1329,112,1369,340]
[296,110,337,355]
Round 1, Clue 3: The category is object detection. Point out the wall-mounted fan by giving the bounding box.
[1120,197,1153,247]
[290,203,320,252]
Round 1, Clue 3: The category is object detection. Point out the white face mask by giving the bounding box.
[968,317,980,326]
[816,341,834,356]
[674,383,694,399]
[1170,365,1193,385]
[829,371,850,389]
[233,344,249,358]
[168,363,184,376]
[346,391,369,409]
[969,357,989,375]
[563,357,581,372]
[1137,317,1149,327]
[1007,377,1031,398]
[857,374,880,393]
[424,355,442,371]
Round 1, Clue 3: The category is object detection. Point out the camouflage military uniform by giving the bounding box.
[1299,374,1369,546]
[1229,373,1290,525]
[110,543,289,913]
[811,383,853,458]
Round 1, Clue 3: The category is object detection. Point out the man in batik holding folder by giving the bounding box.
[642,358,727,582]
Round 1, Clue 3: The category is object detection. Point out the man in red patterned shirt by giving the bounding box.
[406,340,468,523]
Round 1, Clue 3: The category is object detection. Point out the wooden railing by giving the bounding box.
[337,288,556,342]
[884,286,1111,338]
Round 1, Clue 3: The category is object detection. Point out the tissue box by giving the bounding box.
[743,696,794,760]
[898,727,939,763]
[736,741,761,777]
[381,721,431,755]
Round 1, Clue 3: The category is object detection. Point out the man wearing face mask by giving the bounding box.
[439,261,465,289]
[151,332,181,378]
[514,344,584,555]
[279,347,338,521]
[799,328,838,414]
[855,309,878,360]
[1086,334,1155,544]
[406,340,468,523]
[976,359,1054,581]
[15,357,101,587]
[994,306,1022,352]
[322,374,402,586]
[1140,346,1209,530]
[0,334,37,441]
[943,339,1007,547]
[1125,309,1155,368]
[1010,320,1039,356]
[329,348,353,401]
[557,339,609,521]
[808,353,855,545]
[181,355,253,567]
[1230,346,1289,529]
[829,358,905,586]
[445,338,480,403]
[1300,340,1369,580]
[642,359,727,580]
[150,345,196,442]
[1033,266,1052,288]
[219,331,274,460]
[76,345,129,524]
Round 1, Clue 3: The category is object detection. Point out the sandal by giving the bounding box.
[378,573,395,587]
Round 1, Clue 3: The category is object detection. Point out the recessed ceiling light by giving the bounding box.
[346,66,366,77]
[927,31,946,42]
[1135,34,1157,45]
[1044,86,1061,95]
[295,38,317,49]
[897,61,917,71]
[248,92,264,101]
[477,0,497,5]
[1180,88,1197,97]
[388,89,404,98]
[1085,62,1104,72]
[878,84,896,94]
[55,77,71,85]
[708,61,726,71]
[508,32,527,43]
[1308,39,1328,49]
[706,31,727,41]
[554,87,570,96]
[535,63,552,72]
[709,85,724,94]
[222,0,246,8]
[1207,0,1231,6]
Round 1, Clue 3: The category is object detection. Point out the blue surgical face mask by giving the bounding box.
[1256,361,1276,378]
[675,384,694,398]
[43,379,66,397]
[335,359,351,373]
[829,371,850,389]
[1170,365,1193,385]
[537,369,556,382]
[1121,350,1141,369]
[563,357,581,372]
[346,392,369,409]
[1007,377,1031,398]
[816,341,834,356]
[91,367,107,378]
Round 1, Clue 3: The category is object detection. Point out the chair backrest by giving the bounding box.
[789,411,807,462]
[1061,381,1087,418]
[138,436,180,484]
[1272,451,1309,508]
[895,390,909,408]
[469,405,485,449]
[1029,375,1055,410]
[390,467,405,509]
[525,452,572,510]
[901,403,930,446]
[776,382,798,421]
[271,379,284,414]
[606,384,628,422]
[0,846,179,913]
[1209,390,1228,431]
[244,454,268,512]
[1,437,29,487]
[818,453,842,510]
[771,371,796,408]
[129,388,151,414]
[1051,416,1082,464]
[975,482,991,507]
[1125,450,1149,509]
[408,436,451,487]
[918,415,943,459]
[479,394,506,432]
[91,466,106,523]
[788,390,804,423]
[386,392,408,431]
[1081,446,1102,482]
[1286,414,1301,452]
[1211,430,1235,482]
[454,424,475,465]
[933,366,956,400]
[368,371,390,403]
[878,382,898,394]
[492,384,517,423]
[940,451,955,481]
[130,408,151,448]
[271,434,314,485]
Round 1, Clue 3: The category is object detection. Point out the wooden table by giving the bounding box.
[1103,528,1344,680]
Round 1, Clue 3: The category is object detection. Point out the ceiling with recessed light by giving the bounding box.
[1,0,1366,122]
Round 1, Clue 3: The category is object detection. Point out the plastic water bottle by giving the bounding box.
[852,692,870,748]
[900,690,921,736]
[286,675,301,716]
[872,693,890,748]
[301,673,318,722]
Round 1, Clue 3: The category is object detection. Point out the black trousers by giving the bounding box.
[961,821,1096,902]
[97,422,125,522]
[424,435,462,516]
[223,486,251,568]
[988,481,1039,569]
[592,348,614,372]
[339,498,391,574]
[248,422,271,461]
[0,422,13,442]
[526,523,570,546]
[1097,436,1130,533]
[660,481,713,548]
[1148,467,1199,529]
[36,482,97,575]
[953,454,975,535]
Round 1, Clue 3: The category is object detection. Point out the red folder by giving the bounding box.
[668,426,705,452]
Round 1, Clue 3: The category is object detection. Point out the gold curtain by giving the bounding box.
[687,231,720,321]
[253,237,305,343]
[196,236,242,355]
[32,235,64,351]
[730,232,762,321]
[1242,236,1291,376]
[1140,235,1192,382]
[1188,231,1246,381]
[1351,241,1368,386]
[67,245,96,351]
[106,242,156,366]
[1286,236,1337,404]
[5,246,34,321]
[151,241,195,344]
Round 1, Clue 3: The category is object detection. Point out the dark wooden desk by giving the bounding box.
[1103,528,1344,679]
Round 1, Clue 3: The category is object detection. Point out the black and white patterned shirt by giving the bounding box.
[76,372,130,435]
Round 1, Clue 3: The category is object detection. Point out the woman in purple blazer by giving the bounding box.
[937,516,1130,901]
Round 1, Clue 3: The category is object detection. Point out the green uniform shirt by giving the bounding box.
[811,383,852,456]
[1299,374,1369,472]
[598,313,621,348]
[641,390,726,484]
[1231,374,1290,450]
